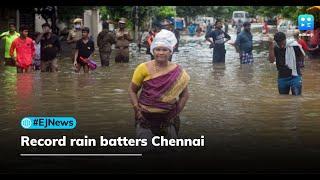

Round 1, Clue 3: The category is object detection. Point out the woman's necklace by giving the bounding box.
[153,61,159,73]
[153,61,169,73]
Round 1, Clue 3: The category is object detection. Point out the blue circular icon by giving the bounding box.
[21,118,32,129]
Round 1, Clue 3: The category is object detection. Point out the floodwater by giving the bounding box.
[1,26,320,172]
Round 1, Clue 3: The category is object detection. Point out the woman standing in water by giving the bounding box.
[128,29,190,140]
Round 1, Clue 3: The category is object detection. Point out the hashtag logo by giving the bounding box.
[21,117,77,130]
[33,118,38,126]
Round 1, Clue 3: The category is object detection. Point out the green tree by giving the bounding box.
[157,6,176,19]
[99,6,175,30]
[176,6,207,17]
[99,6,109,20]
[57,6,90,22]
[206,6,232,20]
[34,6,59,34]
[280,6,310,22]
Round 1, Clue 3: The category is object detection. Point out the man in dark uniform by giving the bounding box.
[97,21,116,67]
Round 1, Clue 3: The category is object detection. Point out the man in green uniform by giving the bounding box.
[97,21,116,67]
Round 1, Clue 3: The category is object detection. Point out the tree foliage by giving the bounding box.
[157,6,176,19]
[34,6,58,34]
[176,6,312,23]
[35,6,313,34]
[57,6,90,22]
[176,6,207,17]
[99,6,178,30]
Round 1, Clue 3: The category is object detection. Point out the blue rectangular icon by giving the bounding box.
[298,14,314,31]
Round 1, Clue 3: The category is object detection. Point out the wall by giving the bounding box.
[83,8,102,45]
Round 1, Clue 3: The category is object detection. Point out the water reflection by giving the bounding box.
[237,64,254,84]
[212,63,226,80]
[16,73,34,115]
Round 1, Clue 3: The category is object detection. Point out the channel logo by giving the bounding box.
[298,14,314,31]
[20,117,77,130]
[21,118,32,129]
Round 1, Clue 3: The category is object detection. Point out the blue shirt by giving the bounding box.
[205,29,231,45]
[235,30,253,53]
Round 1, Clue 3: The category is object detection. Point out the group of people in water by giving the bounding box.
[128,20,312,151]
[0,17,136,73]
[206,19,315,97]
[0,17,315,148]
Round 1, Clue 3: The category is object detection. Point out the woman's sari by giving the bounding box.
[137,65,190,135]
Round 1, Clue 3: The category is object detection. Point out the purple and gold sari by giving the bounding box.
[137,65,190,135]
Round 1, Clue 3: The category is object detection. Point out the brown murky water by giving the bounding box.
[1,28,320,172]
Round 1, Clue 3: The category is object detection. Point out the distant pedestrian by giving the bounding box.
[74,27,95,73]
[205,20,231,63]
[236,19,243,35]
[67,18,83,44]
[268,32,305,96]
[10,25,35,73]
[262,21,269,34]
[161,19,179,60]
[97,21,116,67]
[138,28,148,53]
[32,32,41,70]
[146,28,157,60]
[67,18,83,62]
[234,22,254,64]
[224,20,229,34]
[39,23,61,72]
[115,18,133,63]
[0,22,20,66]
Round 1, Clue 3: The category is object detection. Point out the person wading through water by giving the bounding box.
[115,18,133,63]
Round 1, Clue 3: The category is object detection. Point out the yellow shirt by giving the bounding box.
[131,62,190,113]
[67,29,82,42]
[131,62,152,87]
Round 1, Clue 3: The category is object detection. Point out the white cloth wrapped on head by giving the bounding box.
[150,29,177,55]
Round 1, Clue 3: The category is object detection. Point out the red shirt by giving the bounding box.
[310,29,320,46]
[298,39,309,52]
[10,37,35,68]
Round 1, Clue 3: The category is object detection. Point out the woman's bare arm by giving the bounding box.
[128,82,145,120]
[177,86,189,114]
[128,82,140,107]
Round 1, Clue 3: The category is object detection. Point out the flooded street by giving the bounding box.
[1,27,320,172]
